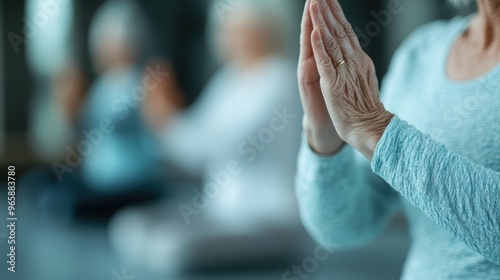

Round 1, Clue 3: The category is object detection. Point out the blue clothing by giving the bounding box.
[296,16,500,279]
[79,67,160,191]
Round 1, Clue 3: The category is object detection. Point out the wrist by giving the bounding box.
[304,123,345,155]
[345,109,394,160]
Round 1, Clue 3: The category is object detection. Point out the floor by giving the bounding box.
[0,169,410,280]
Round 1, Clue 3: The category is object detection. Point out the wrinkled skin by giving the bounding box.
[298,0,394,159]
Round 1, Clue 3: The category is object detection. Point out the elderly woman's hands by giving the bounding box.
[298,0,345,155]
[300,0,394,159]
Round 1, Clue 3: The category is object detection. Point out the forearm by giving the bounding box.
[371,116,500,264]
[296,137,399,249]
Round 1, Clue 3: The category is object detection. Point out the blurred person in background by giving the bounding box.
[79,0,159,193]
[296,0,500,279]
[48,0,167,217]
[23,0,168,220]
[109,0,305,275]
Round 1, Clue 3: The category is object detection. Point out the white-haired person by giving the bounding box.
[109,0,305,274]
[296,0,499,278]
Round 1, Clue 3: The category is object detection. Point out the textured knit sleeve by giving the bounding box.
[295,137,401,250]
[372,116,500,264]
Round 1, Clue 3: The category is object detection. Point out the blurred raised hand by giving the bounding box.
[141,58,186,131]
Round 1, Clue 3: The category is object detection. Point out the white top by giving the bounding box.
[162,56,303,228]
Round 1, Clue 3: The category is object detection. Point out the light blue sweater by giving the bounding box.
[296,16,500,279]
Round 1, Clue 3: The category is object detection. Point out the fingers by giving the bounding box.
[328,0,362,50]
[317,0,362,51]
[311,27,338,81]
[314,0,354,56]
[311,2,344,67]
[299,0,313,60]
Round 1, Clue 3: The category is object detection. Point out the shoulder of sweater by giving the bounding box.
[380,17,467,105]
[395,16,466,58]
[382,17,467,86]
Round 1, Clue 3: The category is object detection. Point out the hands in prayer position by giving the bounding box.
[298,0,394,159]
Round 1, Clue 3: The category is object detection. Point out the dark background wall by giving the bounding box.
[3,0,33,133]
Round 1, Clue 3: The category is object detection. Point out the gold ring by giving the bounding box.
[334,59,346,68]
